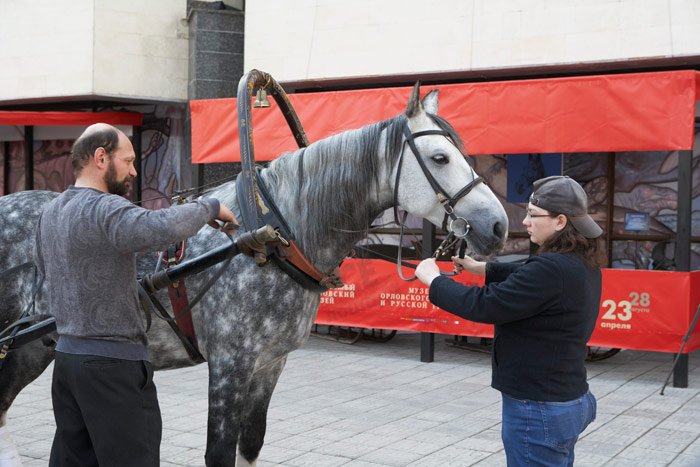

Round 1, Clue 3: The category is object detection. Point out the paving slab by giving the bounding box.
[5,333,700,466]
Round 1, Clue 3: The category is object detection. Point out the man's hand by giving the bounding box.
[208,205,238,233]
[217,205,237,224]
[416,258,441,287]
[451,255,486,275]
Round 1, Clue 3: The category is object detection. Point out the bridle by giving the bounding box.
[393,124,483,238]
[392,123,484,280]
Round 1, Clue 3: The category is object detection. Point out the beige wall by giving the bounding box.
[2,0,698,103]
[92,0,188,101]
[0,0,188,104]
[244,0,700,82]
[0,0,95,101]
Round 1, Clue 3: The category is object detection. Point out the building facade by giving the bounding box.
[1,0,700,267]
[0,0,244,206]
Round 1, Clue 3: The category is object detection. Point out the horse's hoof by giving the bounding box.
[0,426,22,467]
[236,450,256,467]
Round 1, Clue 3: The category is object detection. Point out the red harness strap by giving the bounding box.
[161,242,200,353]
[282,241,344,289]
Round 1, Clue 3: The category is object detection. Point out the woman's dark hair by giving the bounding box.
[537,218,605,269]
[71,126,120,175]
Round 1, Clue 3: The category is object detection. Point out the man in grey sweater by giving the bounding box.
[35,123,236,467]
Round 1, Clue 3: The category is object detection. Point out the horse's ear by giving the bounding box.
[422,89,439,115]
[405,81,422,118]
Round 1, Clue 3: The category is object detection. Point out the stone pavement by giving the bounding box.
[6,332,700,466]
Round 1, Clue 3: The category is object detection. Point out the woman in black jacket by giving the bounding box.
[416,175,603,467]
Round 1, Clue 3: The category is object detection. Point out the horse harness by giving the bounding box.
[230,125,485,289]
[236,167,343,293]
[395,125,484,241]
[235,70,344,293]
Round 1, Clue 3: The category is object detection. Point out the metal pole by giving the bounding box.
[132,125,142,204]
[661,304,700,395]
[673,149,692,388]
[3,141,9,195]
[421,219,436,363]
[606,152,615,267]
[24,126,33,190]
[139,225,276,293]
[191,164,204,196]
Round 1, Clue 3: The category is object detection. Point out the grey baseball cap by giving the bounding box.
[529,176,603,239]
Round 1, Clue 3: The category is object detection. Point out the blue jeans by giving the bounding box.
[501,391,596,467]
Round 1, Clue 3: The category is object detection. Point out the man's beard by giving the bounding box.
[105,160,133,196]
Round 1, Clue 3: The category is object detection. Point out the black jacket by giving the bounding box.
[429,252,602,402]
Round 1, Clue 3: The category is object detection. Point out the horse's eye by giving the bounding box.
[431,153,449,165]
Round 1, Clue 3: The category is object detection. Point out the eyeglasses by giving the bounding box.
[524,211,554,219]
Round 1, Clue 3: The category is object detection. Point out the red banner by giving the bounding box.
[316,259,700,353]
[191,70,699,163]
[0,111,143,126]
[317,259,492,337]
[591,269,698,352]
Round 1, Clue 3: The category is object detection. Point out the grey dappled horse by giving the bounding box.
[0,85,508,466]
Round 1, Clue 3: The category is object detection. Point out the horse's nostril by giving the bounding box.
[493,221,504,239]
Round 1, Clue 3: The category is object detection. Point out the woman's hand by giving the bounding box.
[451,255,486,275]
[416,258,441,286]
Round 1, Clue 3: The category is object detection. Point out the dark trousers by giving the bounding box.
[49,352,161,467]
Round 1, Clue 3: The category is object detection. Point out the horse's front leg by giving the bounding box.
[237,356,287,466]
[204,352,254,467]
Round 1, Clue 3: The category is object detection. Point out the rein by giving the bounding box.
[132,174,237,207]
[392,212,468,281]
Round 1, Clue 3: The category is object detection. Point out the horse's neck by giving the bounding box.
[260,144,392,272]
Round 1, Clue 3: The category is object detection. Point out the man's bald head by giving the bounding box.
[71,123,125,176]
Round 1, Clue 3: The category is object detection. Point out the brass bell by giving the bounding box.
[253,88,271,108]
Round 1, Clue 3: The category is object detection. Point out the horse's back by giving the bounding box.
[0,190,57,269]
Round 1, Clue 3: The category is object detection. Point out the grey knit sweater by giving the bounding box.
[34,186,220,361]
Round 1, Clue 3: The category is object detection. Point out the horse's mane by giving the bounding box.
[259,115,405,257]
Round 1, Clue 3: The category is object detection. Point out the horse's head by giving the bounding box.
[393,83,508,256]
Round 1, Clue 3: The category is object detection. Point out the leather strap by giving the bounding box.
[167,281,199,352]
[138,282,204,363]
[157,244,204,363]
[236,172,345,291]
[282,241,343,289]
